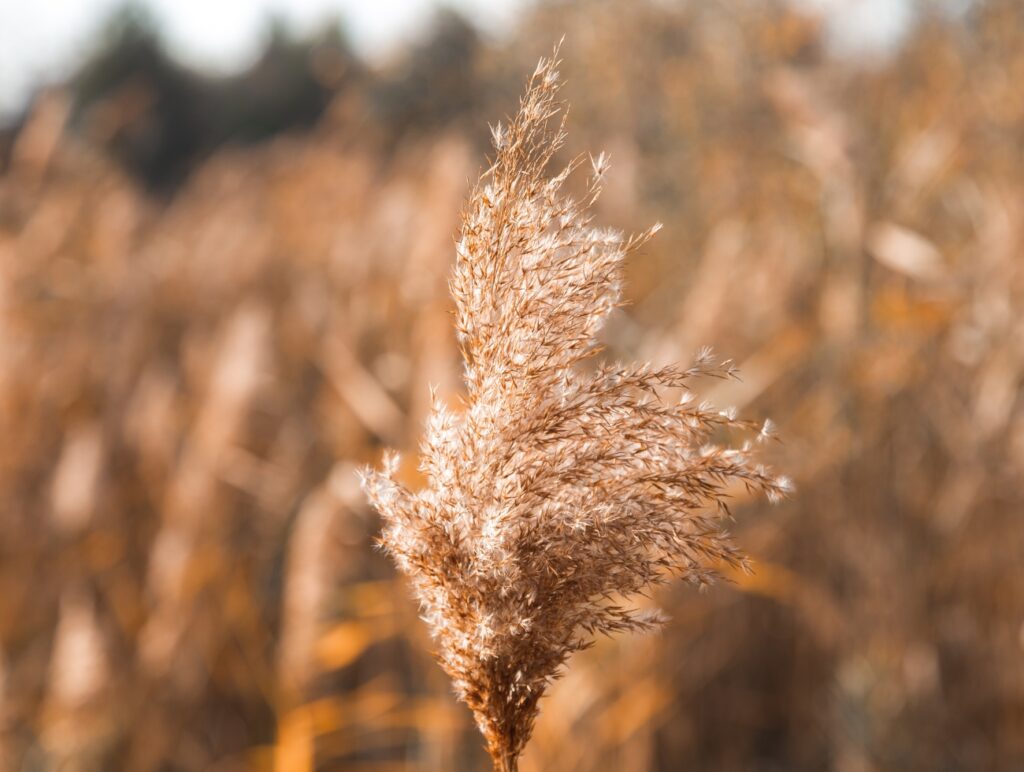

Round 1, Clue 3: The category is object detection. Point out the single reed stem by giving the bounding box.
[362,43,789,768]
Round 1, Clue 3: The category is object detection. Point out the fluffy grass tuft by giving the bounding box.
[361,47,788,771]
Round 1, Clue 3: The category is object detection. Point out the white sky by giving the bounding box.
[0,0,524,118]
[0,0,933,120]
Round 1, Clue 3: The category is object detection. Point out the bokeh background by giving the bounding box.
[1,1,1023,770]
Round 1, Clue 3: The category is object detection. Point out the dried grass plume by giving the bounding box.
[361,47,789,771]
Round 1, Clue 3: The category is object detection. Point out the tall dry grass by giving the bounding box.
[363,50,787,770]
[0,1,1022,770]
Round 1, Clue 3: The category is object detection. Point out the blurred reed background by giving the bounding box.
[1,0,1022,770]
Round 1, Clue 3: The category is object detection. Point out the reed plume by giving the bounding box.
[361,48,789,771]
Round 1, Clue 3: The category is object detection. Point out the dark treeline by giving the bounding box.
[5,6,494,192]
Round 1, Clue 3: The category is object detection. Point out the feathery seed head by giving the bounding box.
[361,46,787,771]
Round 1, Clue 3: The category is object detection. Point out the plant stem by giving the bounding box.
[494,752,518,772]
